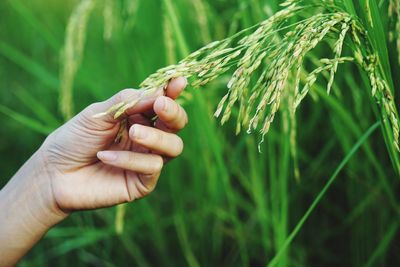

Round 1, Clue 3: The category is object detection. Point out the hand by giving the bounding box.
[41,77,188,214]
[0,77,188,267]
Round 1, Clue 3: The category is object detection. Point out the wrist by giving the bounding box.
[29,145,70,225]
[1,146,68,234]
[0,146,68,265]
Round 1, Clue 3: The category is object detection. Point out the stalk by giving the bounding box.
[97,1,400,179]
[267,121,381,267]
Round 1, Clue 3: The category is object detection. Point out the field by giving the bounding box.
[0,0,400,266]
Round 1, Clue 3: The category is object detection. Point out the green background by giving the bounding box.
[0,0,399,266]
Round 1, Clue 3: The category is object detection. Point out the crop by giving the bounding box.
[1,0,400,266]
[93,0,400,173]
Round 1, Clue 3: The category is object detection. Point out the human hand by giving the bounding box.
[0,77,188,267]
[40,77,188,215]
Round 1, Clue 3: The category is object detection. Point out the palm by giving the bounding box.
[46,114,156,211]
[41,78,187,212]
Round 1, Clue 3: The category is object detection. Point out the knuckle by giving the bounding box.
[87,102,101,110]
[125,190,135,203]
[115,90,125,103]
[120,88,134,97]
[166,106,185,129]
[116,88,136,103]
[127,152,137,164]
[137,174,154,196]
[170,102,181,119]
[165,100,180,122]
[83,102,102,116]
[153,129,164,145]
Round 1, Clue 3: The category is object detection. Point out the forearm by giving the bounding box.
[0,149,66,266]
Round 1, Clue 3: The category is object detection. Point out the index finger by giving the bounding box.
[131,77,188,119]
[165,77,187,99]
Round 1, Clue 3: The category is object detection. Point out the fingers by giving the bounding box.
[83,88,163,125]
[97,150,163,175]
[165,77,187,99]
[133,77,188,119]
[128,114,152,127]
[129,124,184,157]
[86,77,187,125]
[153,96,188,131]
[131,172,161,199]
[100,77,186,115]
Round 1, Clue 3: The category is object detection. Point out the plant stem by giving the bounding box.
[266,121,381,267]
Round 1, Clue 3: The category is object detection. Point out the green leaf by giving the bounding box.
[0,104,54,135]
[359,0,394,91]
[14,89,61,128]
[267,121,381,267]
[0,41,59,90]
[8,0,61,52]
[341,0,357,16]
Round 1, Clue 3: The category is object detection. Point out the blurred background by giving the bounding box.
[1,0,399,266]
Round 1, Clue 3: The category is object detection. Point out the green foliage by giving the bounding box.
[0,0,399,266]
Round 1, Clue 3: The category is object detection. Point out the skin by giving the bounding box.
[0,77,188,266]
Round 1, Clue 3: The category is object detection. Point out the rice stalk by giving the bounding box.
[95,0,400,153]
[283,75,300,182]
[115,203,127,234]
[267,121,381,267]
[191,0,212,43]
[122,0,139,32]
[163,11,177,65]
[103,0,116,40]
[104,0,140,38]
[60,0,95,120]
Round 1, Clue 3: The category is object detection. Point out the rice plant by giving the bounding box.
[95,0,400,174]
[1,0,400,266]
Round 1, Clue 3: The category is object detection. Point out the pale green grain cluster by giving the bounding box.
[364,55,400,150]
[97,0,400,151]
[351,17,400,150]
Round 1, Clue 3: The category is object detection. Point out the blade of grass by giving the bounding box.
[0,105,54,135]
[341,0,358,16]
[0,41,59,90]
[247,137,271,255]
[359,0,395,90]
[48,230,112,258]
[313,84,399,211]
[363,220,399,267]
[267,121,381,267]
[8,0,61,51]
[162,1,249,265]
[162,0,190,56]
[173,214,201,267]
[14,89,61,128]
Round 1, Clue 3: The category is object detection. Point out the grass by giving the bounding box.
[267,120,381,267]
[0,0,399,266]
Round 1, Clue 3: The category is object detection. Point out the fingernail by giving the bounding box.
[97,151,117,161]
[131,125,146,139]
